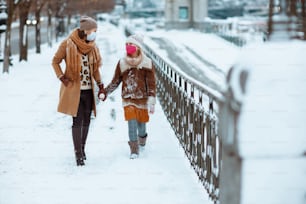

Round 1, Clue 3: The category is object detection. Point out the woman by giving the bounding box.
[52,16,104,166]
[99,34,156,159]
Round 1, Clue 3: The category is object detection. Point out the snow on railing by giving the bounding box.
[143,43,223,204]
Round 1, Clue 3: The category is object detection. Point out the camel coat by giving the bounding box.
[52,38,102,117]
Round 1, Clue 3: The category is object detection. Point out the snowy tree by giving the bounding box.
[2,0,21,73]
[33,0,48,54]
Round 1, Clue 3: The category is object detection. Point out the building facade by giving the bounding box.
[165,0,208,29]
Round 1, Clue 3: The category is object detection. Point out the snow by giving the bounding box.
[1,17,305,204]
[122,16,244,92]
[148,29,240,74]
[0,22,211,204]
[0,12,7,19]
[144,29,241,91]
[227,41,306,204]
[231,41,306,158]
[241,158,306,204]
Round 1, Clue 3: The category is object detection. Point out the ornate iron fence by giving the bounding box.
[144,44,223,203]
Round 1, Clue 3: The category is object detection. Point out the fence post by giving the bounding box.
[218,88,242,204]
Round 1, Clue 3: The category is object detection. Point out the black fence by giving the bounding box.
[144,44,223,203]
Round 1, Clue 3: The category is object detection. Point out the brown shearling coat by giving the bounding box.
[105,56,156,107]
[52,38,102,117]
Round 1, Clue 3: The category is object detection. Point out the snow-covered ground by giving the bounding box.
[0,22,211,204]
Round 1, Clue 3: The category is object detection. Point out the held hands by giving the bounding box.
[98,84,107,101]
[59,75,70,87]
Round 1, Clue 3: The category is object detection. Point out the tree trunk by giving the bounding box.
[47,2,52,47]
[34,0,48,53]
[3,28,11,73]
[35,12,41,53]
[19,16,28,61]
[18,0,32,62]
[301,0,306,40]
[2,0,15,73]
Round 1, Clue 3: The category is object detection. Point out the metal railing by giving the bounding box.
[144,44,223,203]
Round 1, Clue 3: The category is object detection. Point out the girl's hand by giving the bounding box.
[149,105,155,114]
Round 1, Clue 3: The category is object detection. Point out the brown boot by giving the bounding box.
[72,127,85,166]
[81,126,89,160]
[138,134,147,147]
[128,141,139,159]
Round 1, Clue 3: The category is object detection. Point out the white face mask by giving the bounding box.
[86,32,96,41]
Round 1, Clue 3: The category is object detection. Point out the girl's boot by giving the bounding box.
[138,134,147,147]
[128,141,139,159]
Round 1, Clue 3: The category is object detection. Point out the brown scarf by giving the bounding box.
[66,29,102,81]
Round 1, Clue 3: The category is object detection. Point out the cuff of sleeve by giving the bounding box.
[97,80,104,86]
[148,96,156,106]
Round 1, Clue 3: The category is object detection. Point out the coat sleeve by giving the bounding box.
[52,40,67,78]
[92,46,102,85]
[92,69,102,85]
[105,61,122,95]
[146,63,156,98]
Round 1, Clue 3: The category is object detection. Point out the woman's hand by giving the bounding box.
[98,84,107,101]
[59,75,70,87]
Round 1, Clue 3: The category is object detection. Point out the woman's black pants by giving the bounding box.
[71,90,93,165]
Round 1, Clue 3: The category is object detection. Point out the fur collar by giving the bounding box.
[120,51,152,73]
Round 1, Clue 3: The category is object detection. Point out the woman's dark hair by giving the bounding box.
[78,29,86,39]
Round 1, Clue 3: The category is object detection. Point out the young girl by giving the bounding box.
[99,34,156,159]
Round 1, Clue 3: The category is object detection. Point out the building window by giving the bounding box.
[179,6,188,20]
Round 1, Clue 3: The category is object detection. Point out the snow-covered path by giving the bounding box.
[0,22,211,204]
